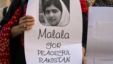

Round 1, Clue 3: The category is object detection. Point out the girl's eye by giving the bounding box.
[45,10,50,14]
[52,9,58,13]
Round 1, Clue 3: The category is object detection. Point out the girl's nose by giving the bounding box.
[49,12,54,17]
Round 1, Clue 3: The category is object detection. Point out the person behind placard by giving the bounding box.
[87,0,96,6]
[93,0,113,6]
[80,0,88,64]
[42,0,69,27]
[0,0,34,64]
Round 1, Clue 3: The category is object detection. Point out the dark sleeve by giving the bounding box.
[80,0,88,49]
[10,35,26,64]
[82,12,88,49]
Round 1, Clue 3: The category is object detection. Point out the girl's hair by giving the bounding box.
[42,0,62,13]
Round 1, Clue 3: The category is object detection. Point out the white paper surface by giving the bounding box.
[25,0,83,64]
[87,7,113,64]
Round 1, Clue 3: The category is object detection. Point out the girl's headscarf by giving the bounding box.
[58,0,69,27]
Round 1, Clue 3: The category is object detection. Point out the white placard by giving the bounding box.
[25,0,83,64]
[87,7,113,64]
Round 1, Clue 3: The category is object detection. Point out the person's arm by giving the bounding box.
[82,47,86,64]
[80,0,88,64]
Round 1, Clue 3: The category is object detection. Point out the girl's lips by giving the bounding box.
[48,19,56,22]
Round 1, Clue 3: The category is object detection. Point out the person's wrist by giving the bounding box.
[11,25,24,38]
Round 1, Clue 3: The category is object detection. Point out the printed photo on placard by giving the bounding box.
[39,0,70,27]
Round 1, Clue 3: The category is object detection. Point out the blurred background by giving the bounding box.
[0,0,94,22]
[0,0,5,21]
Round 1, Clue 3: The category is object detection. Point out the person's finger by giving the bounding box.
[19,16,34,24]
[25,25,33,30]
[25,21,34,26]
[19,22,34,31]
[19,24,26,31]
[20,15,34,20]
[19,18,34,24]
[19,21,34,30]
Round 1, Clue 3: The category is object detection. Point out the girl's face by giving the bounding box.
[45,5,62,26]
